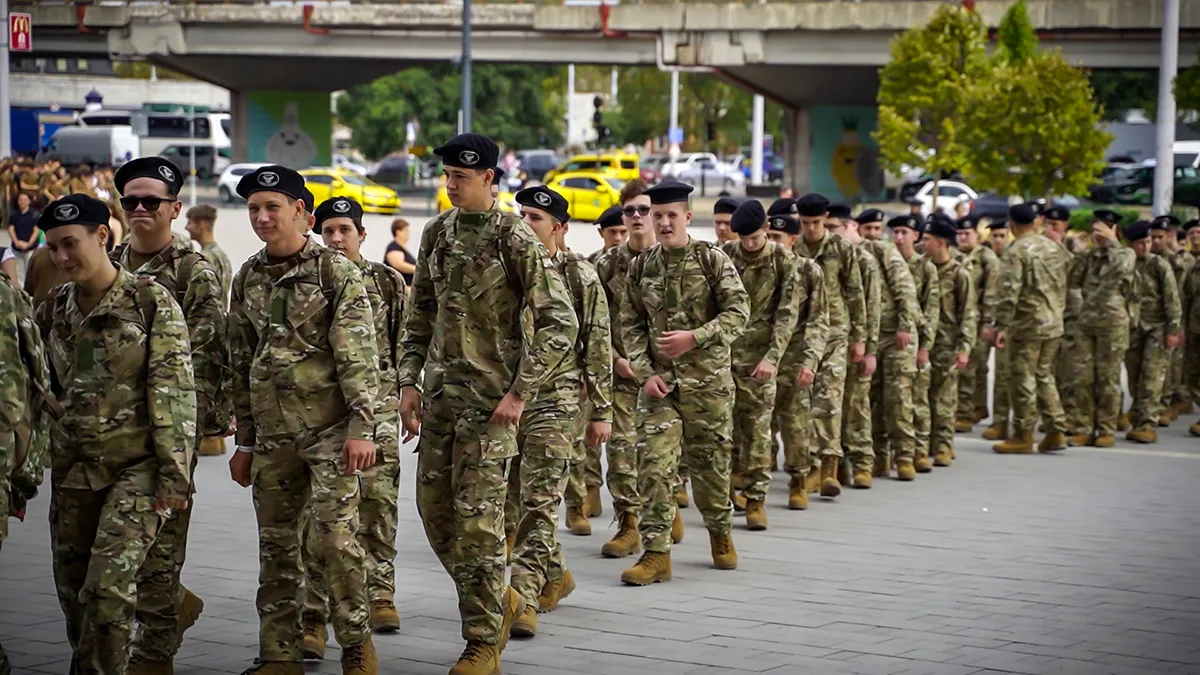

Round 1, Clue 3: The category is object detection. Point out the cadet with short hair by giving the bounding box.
[1183,223,1200,436]
[184,203,233,302]
[397,135,579,675]
[1153,215,1193,421]
[226,166,381,675]
[588,205,626,264]
[1042,206,1085,434]
[954,216,999,431]
[891,215,940,477]
[619,180,750,585]
[713,195,740,245]
[36,194,196,675]
[981,219,1014,441]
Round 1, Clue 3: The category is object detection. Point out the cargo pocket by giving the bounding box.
[286,284,329,349]
[479,423,518,461]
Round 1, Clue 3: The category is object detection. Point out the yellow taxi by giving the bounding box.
[300,168,402,214]
[435,174,516,213]
[544,171,624,221]
[545,152,640,183]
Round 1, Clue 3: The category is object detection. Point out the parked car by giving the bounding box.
[217,162,270,203]
[159,142,231,180]
[640,154,668,184]
[733,153,784,183]
[300,167,402,214]
[899,172,965,202]
[332,153,369,175]
[369,155,412,187]
[515,149,562,181]
[662,152,744,187]
[1099,164,1200,206]
[543,171,624,221]
[913,179,977,216]
[545,152,639,183]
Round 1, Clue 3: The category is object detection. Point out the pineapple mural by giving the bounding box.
[831,115,863,199]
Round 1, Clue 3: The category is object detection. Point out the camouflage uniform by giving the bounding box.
[720,240,799,502]
[398,206,577,643]
[1183,258,1200,402]
[929,257,976,456]
[842,245,881,474]
[1163,249,1193,411]
[507,250,611,606]
[903,252,941,460]
[201,240,234,305]
[112,238,228,663]
[1058,238,1087,430]
[1126,253,1182,430]
[793,232,867,462]
[228,238,379,661]
[863,240,920,470]
[1070,245,1138,438]
[956,244,999,421]
[304,258,407,623]
[777,259,829,482]
[992,232,1068,435]
[621,239,749,551]
[38,267,196,675]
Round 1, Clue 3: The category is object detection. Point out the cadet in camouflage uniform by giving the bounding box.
[1183,227,1200,436]
[35,195,197,675]
[619,181,749,585]
[712,195,741,245]
[721,200,798,528]
[397,135,578,675]
[303,196,408,655]
[982,220,1014,441]
[226,166,380,675]
[1153,215,1194,420]
[954,217,999,430]
[892,216,940,474]
[107,158,228,672]
[1042,207,1085,434]
[1068,210,1138,448]
[587,204,626,264]
[765,202,800,476]
[1122,220,1183,443]
[792,193,867,494]
[592,179,655,553]
[185,203,233,302]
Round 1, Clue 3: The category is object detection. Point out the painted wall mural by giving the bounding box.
[810,106,887,204]
[246,91,331,169]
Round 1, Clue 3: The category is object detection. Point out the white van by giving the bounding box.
[39,126,141,167]
[1173,140,1200,168]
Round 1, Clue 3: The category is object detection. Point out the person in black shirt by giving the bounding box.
[7,192,41,282]
[384,217,416,285]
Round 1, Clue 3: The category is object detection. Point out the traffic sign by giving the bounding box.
[9,13,32,52]
[668,126,683,145]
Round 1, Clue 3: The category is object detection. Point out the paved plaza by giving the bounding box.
[3,427,1200,675]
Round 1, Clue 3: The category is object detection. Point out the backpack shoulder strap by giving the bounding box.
[174,251,198,308]
[133,275,158,331]
[318,249,337,305]
[696,240,721,293]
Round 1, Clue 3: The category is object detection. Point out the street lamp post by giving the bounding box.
[460,0,472,134]
[1154,0,1180,216]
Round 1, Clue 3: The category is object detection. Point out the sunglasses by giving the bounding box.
[119,196,177,212]
[622,205,651,217]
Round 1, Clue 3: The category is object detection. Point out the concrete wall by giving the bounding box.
[10,73,230,110]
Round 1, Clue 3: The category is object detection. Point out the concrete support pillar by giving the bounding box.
[231,89,249,163]
[784,106,811,192]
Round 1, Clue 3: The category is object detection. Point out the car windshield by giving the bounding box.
[1104,168,1135,182]
[604,178,625,190]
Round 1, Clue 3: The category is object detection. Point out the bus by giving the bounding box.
[76,105,231,157]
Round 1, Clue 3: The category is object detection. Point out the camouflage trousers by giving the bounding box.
[731,366,777,502]
[1008,337,1065,434]
[415,397,514,644]
[811,335,849,458]
[563,400,601,511]
[957,338,991,419]
[603,385,642,516]
[1076,330,1130,437]
[50,468,162,675]
[871,333,918,468]
[912,359,932,460]
[928,347,962,458]
[841,358,874,474]
[1162,343,1187,408]
[252,423,370,661]
[506,407,578,606]
[303,458,401,624]
[1057,328,1083,429]
[639,383,734,552]
[992,343,1011,426]
[0,430,11,542]
[1186,332,1200,403]
[1125,326,1170,430]
[775,373,814,479]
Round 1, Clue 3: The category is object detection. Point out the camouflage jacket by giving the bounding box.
[855,244,882,357]
[931,256,978,355]
[1172,249,1194,290]
[113,236,229,436]
[992,232,1068,340]
[720,240,800,369]
[622,238,749,390]
[595,240,653,390]
[355,257,408,448]
[1060,240,1087,327]
[201,241,234,305]
[780,257,829,377]
[229,238,379,445]
[36,266,196,499]
[398,206,578,407]
[962,244,999,329]
[861,239,919,337]
[1070,245,1138,334]
[793,231,866,343]
[1184,257,1200,334]
[1133,253,1182,334]
[904,252,941,352]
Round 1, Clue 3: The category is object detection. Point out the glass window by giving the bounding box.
[305,174,334,185]
[939,186,967,197]
[232,166,255,176]
[340,174,367,186]
[619,160,636,169]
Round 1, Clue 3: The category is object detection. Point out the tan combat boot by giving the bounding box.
[449,642,499,675]
[1161,407,1178,425]
[853,470,872,489]
[1116,412,1131,432]
[993,429,1035,454]
[805,470,821,494]
[537,569,576,612]
[787,476,808,510]
[731,490,747,513]
[981,422,1008,441]
[497,586,524,654]
[179,587,204,632]
[125,655,173,675]
[583,485,602,518]
[1177,400,1195,416]
[340,637,377,675]
[872,453,890,478]
[932,450,953,467]
[565,507,591,536]
[511,603,537,639]
[1068,432,1094,447]
[744,499,767,531]
[302,621,327,661]
[674,487,689,508]
[601,513,641,559]
[370,599,400,633]
[1190,421,1200,437]
[241,663,304,675]
[620,551,672,585]
[819,456,841,498]
[1127,427,1157,444]
[1094,434,1116,448]
[914,455,934,473]
[197,436,226,456]
[709,530,738,570]
[731,471,747,490]
[954,418,973,433]
[972,407,989,424]
[671,509,684,544]
[896,462,916,481]
[1038,432,1066,453]
[769,452,779,473]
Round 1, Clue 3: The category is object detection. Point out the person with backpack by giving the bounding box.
[34,193,197,675]
[109,157,229,674]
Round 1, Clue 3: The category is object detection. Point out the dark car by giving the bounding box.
[517,149,562,181]
[900,171,965,201]
[369,156,410,187]
[967,192,1011,221]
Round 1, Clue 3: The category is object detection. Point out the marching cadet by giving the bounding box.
[36,194,196,675]
[110,157,228,673]
[505,185,612,638]
[721,200,799,528]
[1041,207,1084,434]
[1122,221,1182,444]
[982,219,1014,441]
[891,215,940,476]
[1068,210,1138,448]
[397,134,578,675]
[857,211,920,482]
[987,219,1011,256]
[619,180,749,584]
[713,195,740,245]
[767,196,799,227]
[954,216,999,431]
[302,196,408,658]
[792,193,867,493]
[1154,215,1194,422]
[226,166,380,675]
[1183,221,1200,436]
[588,205,626,264]
[592,178,655,555]
[766,212,799,248]
[989,204,1067,454]
[182,204,234,459]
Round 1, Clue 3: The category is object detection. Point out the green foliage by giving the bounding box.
[1175,50,1200,121]
[1091,70,1158,122]
[995,0,1039,66]
[1068,206,1138,232]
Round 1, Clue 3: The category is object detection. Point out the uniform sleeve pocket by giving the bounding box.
[286,284,329,330]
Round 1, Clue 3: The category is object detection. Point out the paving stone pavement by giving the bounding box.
[4,425,1200,675]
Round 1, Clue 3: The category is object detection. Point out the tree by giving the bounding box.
[994,0,1038,65]
[1176,52,1200,120]
[1092,70,1158,121]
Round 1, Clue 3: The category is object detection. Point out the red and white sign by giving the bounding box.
[9,13,32,52]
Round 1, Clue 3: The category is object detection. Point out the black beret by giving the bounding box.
[38,194,110,231]
[312,197,364,235]
[1093,209,1123,227]
[827,203,852,220]
[1186,219,1200,232]
[596,205,624,229]
[795,193,830,217]
[767,198,798,217]
[713,196,740,215]
[1152,215,1181,230]
[887,214,922,231]
[515,185,570,224]
[926,217,957,243]
[855,209,885,225]
[769,215,799,235]
[644,180,694,205]
[1124,220,1152,242]
[114,156,185,196]
[1179,229,1189,242]
[434,133,500,172]
[491,168,506,186]
[955,216,978,231]
[990,218,1009,230]
[927,212,956,229]
[729,200,767,236]
[905,197,924,206]
[1009,203,1037,226]
[1043,206,1071,221]
[301,187,316,213]
[237,165,309,203]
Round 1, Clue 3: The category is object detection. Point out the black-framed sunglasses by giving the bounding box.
[622,205,651,217]
[119,196,177,212]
